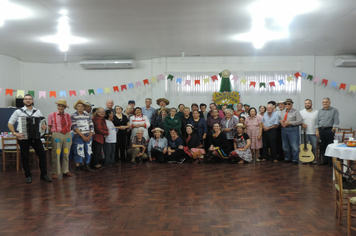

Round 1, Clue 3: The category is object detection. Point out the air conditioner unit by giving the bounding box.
[334,57,356,67]
[79,60,136,69]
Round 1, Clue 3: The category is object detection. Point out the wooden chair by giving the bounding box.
[339,127,353,132]
[29,135,51,169]
[1,137,20,171]
[342,131,356,142]
[334,159,356,225]
[348,197,356,236]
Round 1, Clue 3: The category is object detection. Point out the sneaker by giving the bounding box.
[177,158,186,164]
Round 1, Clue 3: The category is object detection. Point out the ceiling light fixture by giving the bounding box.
[235,0,319,49]
[0,0,32,27]
[41,10,87,52]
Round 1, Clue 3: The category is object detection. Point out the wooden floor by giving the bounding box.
[0,160,346,236]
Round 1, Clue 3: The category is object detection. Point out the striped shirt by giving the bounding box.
[71,111,94,138]
[8,106,44,132]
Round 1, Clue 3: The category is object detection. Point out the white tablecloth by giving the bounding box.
[325,143,356,161]
[334,132,354,142]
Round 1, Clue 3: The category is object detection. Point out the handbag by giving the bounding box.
[191,150,202,159]
[190,148,205,159]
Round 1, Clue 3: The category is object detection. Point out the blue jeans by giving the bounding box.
[300,134,317,157]
[71,136,92,164]
[281,126,300,162]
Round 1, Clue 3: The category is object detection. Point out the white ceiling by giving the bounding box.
[0,0,356,63]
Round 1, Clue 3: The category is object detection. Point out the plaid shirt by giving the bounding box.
[130,136,147,152]
[93,116,109,144]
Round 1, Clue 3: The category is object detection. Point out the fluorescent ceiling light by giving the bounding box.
[0,0,32,27]
[41,12,87,52]
[235,0,319,49]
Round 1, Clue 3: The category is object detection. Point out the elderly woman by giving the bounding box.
[166,128,184,163]
[200,103,208,120]
[187,110,207,142]
[147,127,168,163]
[229,123,252,163]
[91,107,109,169]
[180,107,191,138]
[104,110,116,166]
[245,107,263,162]
[154,108,169,129]
[181,124,205,163]
[259,105,266,117]
[176,104,185,118]
[113,105,129,162]
[127,128,148,164]
[129,107,150,141]
[124,105,134,119]
[71,100,95,174]
[206,109,222,150]
[208,123,231,160]
[164,108,182,139]
[220,108,239,149]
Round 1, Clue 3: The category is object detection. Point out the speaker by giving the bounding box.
[16,98,23,108]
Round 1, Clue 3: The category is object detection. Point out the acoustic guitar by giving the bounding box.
[299,129,314,162]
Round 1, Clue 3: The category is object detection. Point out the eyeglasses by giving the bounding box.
[286,103,292,105]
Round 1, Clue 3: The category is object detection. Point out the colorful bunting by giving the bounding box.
[28,91,35,98]
[287,76,293,82]
[269,82,275,87]
[176,78,182,84]
[80,90,86,96]
[231,75,239,82]
[128,83,134,89]
[59,91,67,97]
[185,80,191,86]
[340,83,346,90]
[39,91,46,99]
[330,81,337,88]
[104,87,110,94]
[167,74,174,81]
[259,82,266,88]
[17,90,25,98]
[151,77,157,83]
[350,85,356,93]
[313,77,320,83]
[306,75,313,81]
[301,72,307,79]
[136,81,141,87]
[250,81,256,87]
[143,79,149,85]
[204,78,209,84]
[97,88,103,94]
[294,72,301,79]
[278,80,284,85]
[211,75,218,82]
[240,79,247,85]
[157,74,165,81]
[6,89,13,96]
[88,89,95,95]
[195,80,200,86]
[121,85,127,91]
[113,86,119,92]
[50,91,56,98]
[69,90,76,97]
[322,79,328,86]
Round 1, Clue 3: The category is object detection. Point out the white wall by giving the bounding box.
[0,54,22,107]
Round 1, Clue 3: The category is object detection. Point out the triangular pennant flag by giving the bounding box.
[185,80,191,86]
[128,83,134,89]
[231,74,238,82]
[313,77,320,83]
[104,87,111,94]
[157,74,165,81]
[136,81,141,87]
[88,89,95,95]
[307,75,313,81]
[294,72,301,79]
[218,72,222,78]
[143,79,149,85]
[211,75,218,82]
[50,91,56,98]
[176,78,182,84]
[5,89,13,96]
[167,74,174,81]
[39,91,46,99]
[151,76,157,83]
[330,81,337,88]
[113,86,119,92]
[121,85,127,91]
[69,90,76,97]
[250,81,256,87]
[80,90,86,96]
[259,82,266,88]
[301,72,307,79]
[17,90,25,98]
[339,83,346,90]
[97,88,103,94]
[0,88,2,95]
[278,79,284,85]
[59,91,67,97]
[28,91,35,98]
[269,81,275,87]
[322,79,328,86]
[204,78,209,84]
[240,79,247,85]
[349,85,356,93]
[195,80,200,85]
[287,76,293,82]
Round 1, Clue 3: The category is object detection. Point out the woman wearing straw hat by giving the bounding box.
[47,99,73,179]
[229,123,252,163]
[147,127,168,163]
[154,107,169,130]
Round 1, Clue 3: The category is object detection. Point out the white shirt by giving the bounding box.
[299,109,319,134]
[105,120,117,143]
[8,106,44,132]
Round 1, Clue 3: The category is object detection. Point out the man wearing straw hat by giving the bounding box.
[47,99,73,179]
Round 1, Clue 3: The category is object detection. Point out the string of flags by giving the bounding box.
[1,70,356,99]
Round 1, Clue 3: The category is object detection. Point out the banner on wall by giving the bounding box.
[212,92,240,105]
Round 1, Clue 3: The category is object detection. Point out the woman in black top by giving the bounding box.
[112,105,129,162]
[181,124,203,163]
[208,123,231,160]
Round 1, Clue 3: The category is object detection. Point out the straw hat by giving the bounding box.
[152,127,164,133]
[73,100,90,110]
[158,108,170,115]
[221,70,231,78]
[55,99,69,108]
[156,98,170,106]
[277,100,285,105]
[236,123,245,129]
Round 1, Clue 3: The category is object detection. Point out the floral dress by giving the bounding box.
[245,115,262,149]
[232,133,252,162]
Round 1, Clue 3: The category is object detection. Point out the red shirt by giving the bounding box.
[93,116,109,144]
[47,111,71,133]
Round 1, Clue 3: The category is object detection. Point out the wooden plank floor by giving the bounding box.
[0,161,346,236]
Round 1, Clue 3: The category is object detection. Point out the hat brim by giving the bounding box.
[156,98,170,106]
[55,102,69,108]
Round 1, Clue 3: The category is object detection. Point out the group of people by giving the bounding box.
[7,94,339,184]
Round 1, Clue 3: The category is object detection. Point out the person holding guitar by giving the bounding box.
[299,99,318,163]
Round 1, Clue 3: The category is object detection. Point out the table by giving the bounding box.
[334,132,354,142]
[325,143,356,180]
